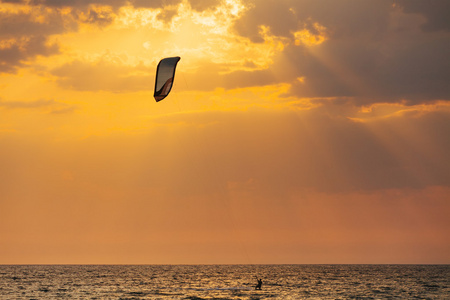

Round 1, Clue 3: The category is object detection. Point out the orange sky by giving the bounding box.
[1,0,449,264]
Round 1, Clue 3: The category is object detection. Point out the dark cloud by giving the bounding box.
[51,60,154,92]
[0,9,71,38]
[282,33,450,104]
[0,0,27,3]
[0,45,22,73]
[81,8,115,25]
[0,35,59,73]
[28,0,128,9]
[233,0,391,42]
[1,0,118,27]
[0,7,74,73]
[188,0,222,11]
[131,0,182,9]
[156,6,179,23]
[229,0,450,104]
[7,0,220,11]
[398,0,450,32]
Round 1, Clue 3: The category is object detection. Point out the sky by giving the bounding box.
[0,0,449,264]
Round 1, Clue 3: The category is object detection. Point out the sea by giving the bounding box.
[0,265,448,299]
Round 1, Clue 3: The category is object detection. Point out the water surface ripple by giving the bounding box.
[0,265,448,299]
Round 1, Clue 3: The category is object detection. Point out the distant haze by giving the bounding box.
[0,0,449,264]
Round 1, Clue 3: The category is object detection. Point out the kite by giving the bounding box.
[154,56,181,102]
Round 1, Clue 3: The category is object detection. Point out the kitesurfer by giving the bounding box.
[255,277,262,290]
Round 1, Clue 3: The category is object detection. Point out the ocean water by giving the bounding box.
[0,265,448,299]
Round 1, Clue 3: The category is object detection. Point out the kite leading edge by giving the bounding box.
[154,56,181,102]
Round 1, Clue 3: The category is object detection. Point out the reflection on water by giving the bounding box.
[0,265,448,299]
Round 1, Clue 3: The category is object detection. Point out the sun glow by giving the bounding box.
[52,0,279,75]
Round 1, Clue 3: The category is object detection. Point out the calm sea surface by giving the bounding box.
[0,265,448,299]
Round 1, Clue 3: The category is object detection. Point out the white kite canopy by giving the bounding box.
[154,56,181,102]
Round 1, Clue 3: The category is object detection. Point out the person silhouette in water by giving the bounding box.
[255,277,262,290]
